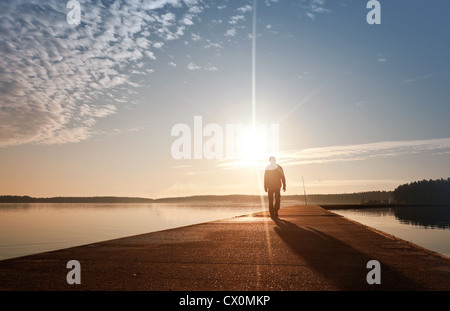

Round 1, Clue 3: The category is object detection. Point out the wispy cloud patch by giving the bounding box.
[225,28,237,37]
[402,70,449,84]
[229,15,246,24]
[237,5,253,13]
[280,137,450,166]
[218,137,450,169]
[376,52,389,63]
[306,12,316,20]
[187,62,201,70]
[265,0,280,7]
[0,0,204,147]
[304,0,331,20]
[187,62,219,71]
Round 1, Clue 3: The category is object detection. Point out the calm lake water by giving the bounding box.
[0,202,276,261]
[331,206,450,258]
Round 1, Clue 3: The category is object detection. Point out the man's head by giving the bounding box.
[269,156,276,164]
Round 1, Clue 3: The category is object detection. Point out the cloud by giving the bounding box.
[204,65,219,71]
[304,0,331,19]
[0,0,204,147]
[279,137,450,166]
[375,52,389,63]
[186,62,219,72]
[265,0,280,7]
[237,5,253,13]
[187,62,201,70]
[306,12,315,20]
[229,15,246,24]
[203,40,223,50]
[402,70,448,84]
[225,28,237,37]
[218,137,450,169]
[222,3,255,39]
[79,104,117,118]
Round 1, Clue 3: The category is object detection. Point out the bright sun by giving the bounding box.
[233,126,275,167]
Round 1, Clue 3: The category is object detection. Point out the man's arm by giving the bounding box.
[279,166,286,191]
[264,170,268,192]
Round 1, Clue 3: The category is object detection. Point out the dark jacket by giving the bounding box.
[264,164,286,190]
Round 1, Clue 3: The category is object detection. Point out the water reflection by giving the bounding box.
[392,206,450,229]
[342,206,450,229]
[332,206,450,258]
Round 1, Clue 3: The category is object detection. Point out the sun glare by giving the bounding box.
[232,126,275,168]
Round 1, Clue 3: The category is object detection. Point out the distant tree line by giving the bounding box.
[291,191,393,205]
[394,178,450,205]
[0,192,393,205]
[0,196,154,204]
[2,181,449,205]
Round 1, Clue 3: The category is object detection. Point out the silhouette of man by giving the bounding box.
[264,156,286,218]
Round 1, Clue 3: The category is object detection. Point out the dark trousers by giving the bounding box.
[267,188,281,216]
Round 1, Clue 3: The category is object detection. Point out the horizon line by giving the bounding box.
[0,190,397,201]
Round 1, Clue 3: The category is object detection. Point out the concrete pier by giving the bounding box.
[1,205,449,291]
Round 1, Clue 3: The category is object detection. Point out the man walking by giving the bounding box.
[264,156,286,218]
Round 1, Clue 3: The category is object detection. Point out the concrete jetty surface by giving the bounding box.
[0,205,449,291]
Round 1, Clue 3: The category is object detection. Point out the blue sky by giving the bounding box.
[1,0,449,198]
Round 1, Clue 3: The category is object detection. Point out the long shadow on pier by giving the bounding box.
[272,218,425,290]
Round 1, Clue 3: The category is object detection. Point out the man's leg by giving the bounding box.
[268,189,275,217]
[274,189,281,217]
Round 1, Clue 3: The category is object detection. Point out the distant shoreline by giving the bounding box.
[3,178,448,205]
[0,192,393,204]
[320,203,450,210]
[1,192,449,207]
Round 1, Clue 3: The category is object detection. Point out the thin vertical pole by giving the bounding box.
[302,176,307,206]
